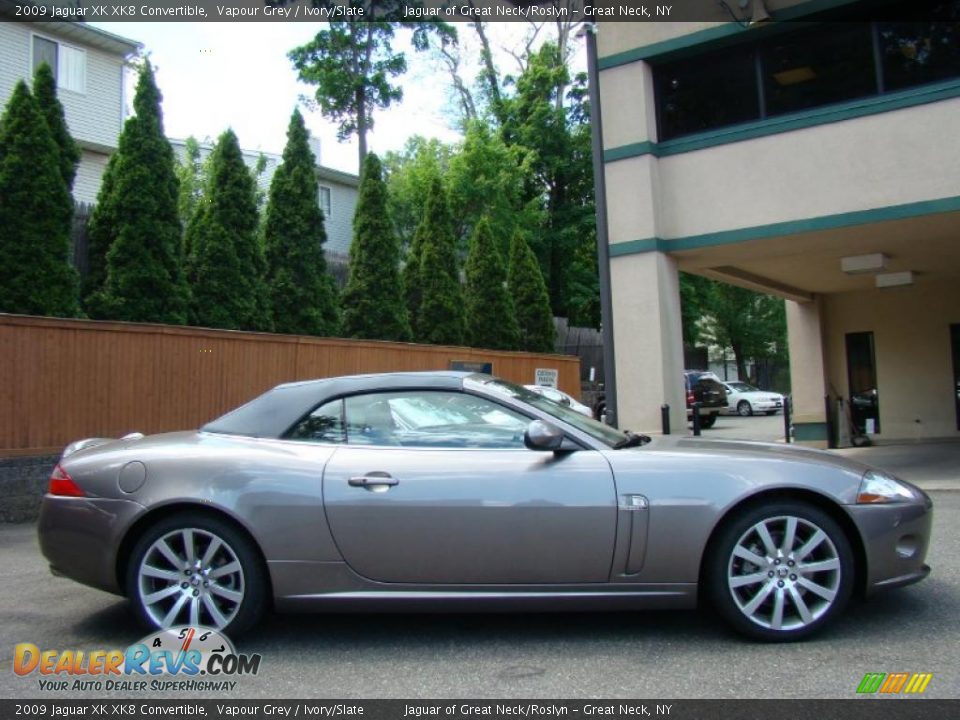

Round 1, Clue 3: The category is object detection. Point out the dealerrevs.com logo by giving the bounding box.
[14,626,261,692]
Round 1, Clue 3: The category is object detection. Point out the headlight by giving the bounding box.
[857,470,917,504]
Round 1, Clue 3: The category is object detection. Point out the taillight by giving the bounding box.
[687,392,696,404]
[49,464,85,497]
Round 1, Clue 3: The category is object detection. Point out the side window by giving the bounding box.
[344,391,530,449]
[286,400,345,443]
[319,186,332,217]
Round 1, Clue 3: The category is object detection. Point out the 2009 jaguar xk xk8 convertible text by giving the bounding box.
[39,372,932,641]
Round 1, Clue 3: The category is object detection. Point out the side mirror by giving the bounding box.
[524,420,564,451]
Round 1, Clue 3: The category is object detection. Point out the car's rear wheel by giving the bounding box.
[737,401,753,417]
[707,502,853,641]
[126,513,266,636]
[699,413,718,429]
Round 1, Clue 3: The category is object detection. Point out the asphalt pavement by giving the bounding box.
[1,491,957,700]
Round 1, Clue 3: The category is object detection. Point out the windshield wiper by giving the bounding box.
[613,430,651,449]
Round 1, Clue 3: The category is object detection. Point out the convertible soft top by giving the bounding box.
[201,371,471,438]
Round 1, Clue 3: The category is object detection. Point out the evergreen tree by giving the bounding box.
[0,81,79,317]
[263,110,339,336]
[508,231,554,353]
[416,176,464,345]
[87,63,189,324]
[464,217,518,350]
[341,153,410,341]
[187,129,271,331]
[82,151,119,306]
[33,62,81,191]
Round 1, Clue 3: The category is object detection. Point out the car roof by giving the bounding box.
[202,371,473,438]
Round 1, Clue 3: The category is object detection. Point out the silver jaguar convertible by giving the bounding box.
[38,372,932,641]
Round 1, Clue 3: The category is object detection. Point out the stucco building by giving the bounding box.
[596,0,960,444]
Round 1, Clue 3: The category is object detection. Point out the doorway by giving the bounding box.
[846,331,880,435]
[951,324,960,431]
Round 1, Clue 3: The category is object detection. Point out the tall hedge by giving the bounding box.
[508,231,555,353]
[416,176,464,346]
[341,153,411,341]
[33,62,80,191]
[187,129,271,331]
[0,81,79,317]
[263,110,339,336]
[87,63,189,324]
[464,217,518,350]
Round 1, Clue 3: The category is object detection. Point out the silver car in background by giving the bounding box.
[39,372,932,641]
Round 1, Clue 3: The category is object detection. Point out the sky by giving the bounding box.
[89,22,579,176]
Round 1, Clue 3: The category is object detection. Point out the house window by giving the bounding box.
[319,186,332,217]
[32,35,86,94]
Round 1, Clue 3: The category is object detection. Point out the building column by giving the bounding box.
[610,251,686,434]
[786,297,829,446]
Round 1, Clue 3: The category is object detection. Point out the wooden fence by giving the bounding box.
[0,314,580,456]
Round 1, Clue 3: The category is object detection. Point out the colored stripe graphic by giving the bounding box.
[857,672,932,694]
[880,672,910,693]
[904,674,933,694]
[857,673,886,694]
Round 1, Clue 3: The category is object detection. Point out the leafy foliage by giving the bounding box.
[341,153,411,341]
[383,136,453,248]
[508,232,555,353]
[187,129,271,331]
[0,81,79,317]
[464,217,519,350]
[415,176,464,346]
[33,62,80,192]
[86,63,189,324]
[263,110,339,336]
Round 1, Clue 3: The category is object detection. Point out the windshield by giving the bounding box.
[465,375,629,448]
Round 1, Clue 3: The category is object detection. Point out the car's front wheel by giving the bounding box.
[737,400,753,417]
[699,413,718,429]
[707,502,853,641]
[126,512,267,636]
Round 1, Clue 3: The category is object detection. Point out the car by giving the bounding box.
[685,370,728,429]
[721,381,784,416]
[39,371,932,642]
[523,384,593,417]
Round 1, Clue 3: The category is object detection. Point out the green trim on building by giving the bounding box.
[604,79,960,164]
[608,195,960,258]
[597,0,867,69]
[793,422,828,442]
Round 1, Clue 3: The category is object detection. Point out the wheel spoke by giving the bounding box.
[729,572,768,589]
[182,530,196,565]
[756,522,778,558]
[141,565,181,582]
[781,517,798,554]
[209,561,241,579]
[144,585,181,604]
[202,595,228,629]
[733,546,767,566]
[770,589,785,630]
[201,537,222,567]
[209,584,243,603]
[787,586,813,624]
[741,581,776,616]
[156,539,182,570]
[795,529,826,560]
[798,577,837,602]
[798,558,840,574]
[189,597,200,626]
[162,594,190,627]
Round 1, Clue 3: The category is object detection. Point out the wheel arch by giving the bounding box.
[115,502,273,603]
[697,488,868,602]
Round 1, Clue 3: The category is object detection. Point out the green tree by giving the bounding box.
[415,177,464,345]
[464,217,518,350]
[175,136,208,233]
[508,231,554,353]
[0,81,79,317]
[33,62,80,192]
[87,62,189,324]
[341,152,411,341]
[82,151,119,306]
[187,129,271,331]
[263,110,339,336]
[383,135,453,248]
[679,272,714,348]
[289,11,454,168]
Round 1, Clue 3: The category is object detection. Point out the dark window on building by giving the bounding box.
[846,331,880,435]
[655,45,759,141]
[760,24,876,116]
[879,1,960,92]
[33,36,58,79]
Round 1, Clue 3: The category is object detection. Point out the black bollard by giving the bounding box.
[783,396,792,444]
[661,404,671,435]
[692,402,702,436]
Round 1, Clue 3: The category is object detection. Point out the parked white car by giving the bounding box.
[721,381,784,416]
[524,385,593,417]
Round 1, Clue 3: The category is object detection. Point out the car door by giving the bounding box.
[318,389,617,585]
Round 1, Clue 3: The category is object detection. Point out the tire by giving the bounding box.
[126,512,267,637]
[737,401,753,417]
[706,501,853,641]
[765,410,778,416]
[699,413,718,429]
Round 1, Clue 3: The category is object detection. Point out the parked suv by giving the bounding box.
[685,370,727,429]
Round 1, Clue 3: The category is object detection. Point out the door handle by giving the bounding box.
[348,472,399,490]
